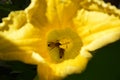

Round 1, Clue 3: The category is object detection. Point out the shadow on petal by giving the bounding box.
[0,35,38,65]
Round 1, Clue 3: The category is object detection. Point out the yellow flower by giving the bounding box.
[0,0,120,80]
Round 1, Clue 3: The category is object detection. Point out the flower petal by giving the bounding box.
[54,0,81,24]
[74,9,120,51]
[0,11,26,31]
[45,0,59,23]
[25,0,83,26]
[37,48,91,80]
[0,34,42,64]
[79,0,120,16]
[0,11,45,64]
[25,0,48,26]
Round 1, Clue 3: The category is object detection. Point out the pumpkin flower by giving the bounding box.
[0,0,120,80]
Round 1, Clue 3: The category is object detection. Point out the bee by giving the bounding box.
[48,41,65,59]
[48,41,61,49]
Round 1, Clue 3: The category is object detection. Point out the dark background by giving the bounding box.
[0,0,120,80]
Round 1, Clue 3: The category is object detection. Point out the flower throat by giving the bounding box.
[47,28,82,63]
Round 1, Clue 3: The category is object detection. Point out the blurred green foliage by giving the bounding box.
[0,0,120,80]
[0,61,37,80]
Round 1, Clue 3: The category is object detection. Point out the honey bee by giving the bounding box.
[48,41,65,58]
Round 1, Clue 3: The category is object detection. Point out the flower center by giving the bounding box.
[47,28,82,63]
